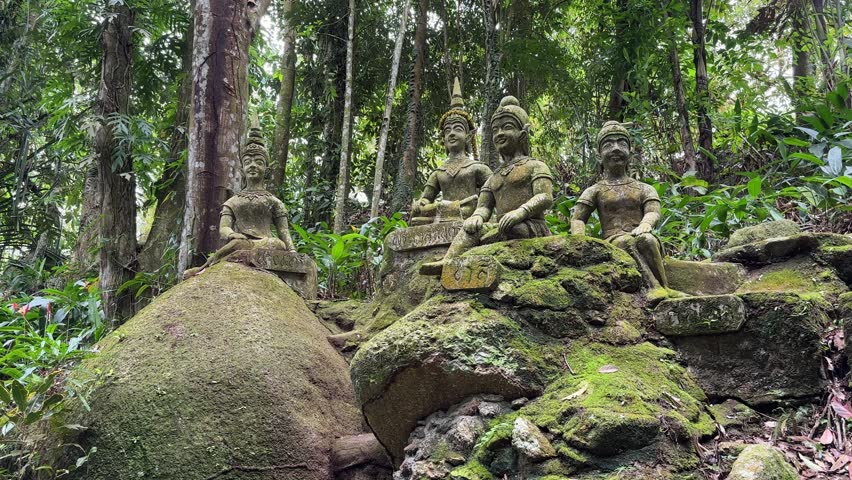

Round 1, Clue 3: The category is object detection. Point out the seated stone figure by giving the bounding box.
[421,96,553,275]
[411,78,492,225]
[184,128,295,277]
[571,121,678,300]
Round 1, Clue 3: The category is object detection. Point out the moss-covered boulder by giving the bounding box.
[350,235,652,466]
[663,258,745,295]
[726,220,801,248]
[665,292,829,404]
[450,343,715,479]
[727,444,797,480]
[714,233,819,266]
[41,262,362,479]
[350,296,563,465]
[735,256,848,302]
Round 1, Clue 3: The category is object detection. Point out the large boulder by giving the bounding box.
[350,235,679,469]
[727,444,797,480]
[726,220,801,248]
[40,262,363,479]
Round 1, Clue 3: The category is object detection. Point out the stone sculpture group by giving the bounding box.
[186,79,678,301]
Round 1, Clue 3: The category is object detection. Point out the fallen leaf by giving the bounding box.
[819,429,835,445]
[831,401,852,419]
[561,382,588,401]
[799,453,825,472]
[598,365,618,374]
[830,454,850,472]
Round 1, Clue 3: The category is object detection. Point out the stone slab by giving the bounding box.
[441,255,502,291]
[713,233,818,266]
[226,249,318,300]
[654,294,746,336]
[664,258,745,295]
[726,220,801,249]
[385,222,462,252]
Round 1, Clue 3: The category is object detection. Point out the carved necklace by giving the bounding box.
[235,189,274,201]
[444,158,475,177]
[499,156,531,176]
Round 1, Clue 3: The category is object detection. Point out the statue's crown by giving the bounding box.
[439,77,475,131]
[243,127,269,161]
[597,121,631,149]
[492,96,529,127]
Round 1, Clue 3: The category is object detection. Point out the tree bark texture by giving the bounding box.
[480,0,501,169]
[73,165,100,272]
[179,0,267,272]
[790,0,813,114]
[332,0,356,234]
[96,3,136,322]
[370,0,410,219]
[390,0,427,213]
[607,0,630,121]
[271,0,296,188]
[138,16,194,277]
[668,38,697,175]
[689,0,714,180]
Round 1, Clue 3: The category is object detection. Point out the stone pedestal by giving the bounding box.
[378,222,461,297]
[226,249,318,300]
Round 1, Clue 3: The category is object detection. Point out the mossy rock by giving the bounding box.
[813,240,852,285]
[663,258,745,295]
[655,294,746,336]
[39,262,361,479]
[727,444,798,480]
[735,256,848,302]
[450,343,713,478]
[714,233,819,266]
[350,296,563,465]
[669,292,829,404]
[726,220,801,248]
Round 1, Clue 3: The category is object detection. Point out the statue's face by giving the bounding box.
[442,119,469,154]
[491,116,525,156]
[599,135,630,171]
[242,152,267,181]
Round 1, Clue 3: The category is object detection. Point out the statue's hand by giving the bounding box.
[418,197,431,207]
[228,232,248,240]
[463,215,483,234]
[631,223,653,235]
[498,209,525,234]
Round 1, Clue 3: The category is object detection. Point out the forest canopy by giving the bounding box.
[0,0,849,310]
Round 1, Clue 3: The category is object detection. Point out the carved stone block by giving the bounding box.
[441,255,501,291]
[385,222,462,253]
[226,249,318,300]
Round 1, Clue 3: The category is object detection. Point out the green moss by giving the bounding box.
[41,262,361,479]
[727,220,800,248]
[450,459,495,480]
[736,257,848,301]
[514,278,573,310]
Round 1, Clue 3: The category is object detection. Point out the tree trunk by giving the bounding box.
[73,165,100,272]
[332,0,356,234]
[607,0,630,120]
[668,38,697,175]
[689,0,714,181]
[138,14,194,278]
[480,0,501,168]
[790,0,813,115]
[96,3,136,322]
[178,0,268,272]
[271,0,296,189]
[370,0,410,219]
[390,0,428,213]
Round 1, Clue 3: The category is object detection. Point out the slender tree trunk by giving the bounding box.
[607,0,630,120]
[791,0,813,116]
[810,0,836,91]
[138,15,194,277]
[96,3,136,322]
[370,0,410,219]
[689,0,714,180]
[390,0,428,213]
[480,0,501,168]
[178,0,268,272]
[505,0,529,103]
[668,38,697,175]
[333,0,356,234]
[271,0,296,189]
[441,0,453,98]
[73,165,100,272]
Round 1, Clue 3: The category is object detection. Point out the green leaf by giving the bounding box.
[783,137,809,147]
[10,382,27,411]
[0,384,11,405]
[747,177,762,199]
[828,147,842,175]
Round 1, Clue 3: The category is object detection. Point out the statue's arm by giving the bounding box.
[518,177,553,220]
[571,203,594,235]
[417,173,440,205]
[274,214,296,251]
[219,206,244,240]
[634,199,661,234]
[471,189,495,222]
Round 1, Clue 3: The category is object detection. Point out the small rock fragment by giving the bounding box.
[511,417,556,461]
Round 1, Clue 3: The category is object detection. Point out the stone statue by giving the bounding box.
[184,128,295,277]
[570,121,674,299]
[421,96,554,275]
[410,78,492,225]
